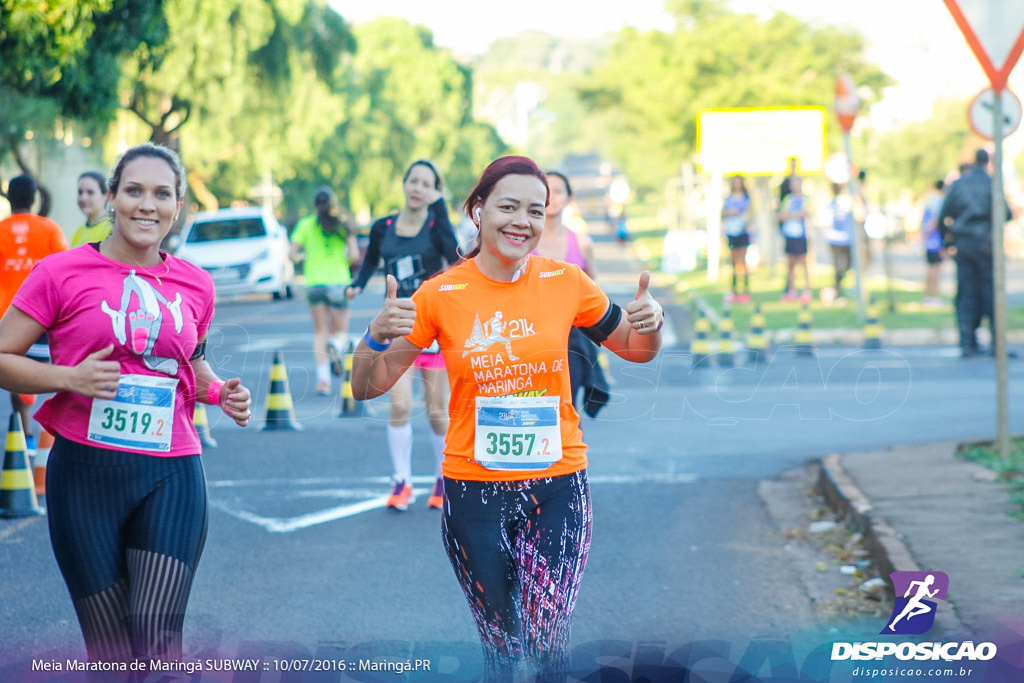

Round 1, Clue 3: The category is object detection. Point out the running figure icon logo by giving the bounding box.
[462,311,519,361]
[881,571,949,635]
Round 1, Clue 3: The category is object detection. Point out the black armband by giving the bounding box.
[190,341,206,361]
[580,302,622,345]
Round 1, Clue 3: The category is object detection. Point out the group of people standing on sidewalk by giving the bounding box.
[718,159,869,307]
[0,146,661,682]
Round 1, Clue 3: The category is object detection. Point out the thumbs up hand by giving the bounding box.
[624,270,663,335]
[367,274,417,344]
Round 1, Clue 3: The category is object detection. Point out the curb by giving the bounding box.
[815,454,970,637]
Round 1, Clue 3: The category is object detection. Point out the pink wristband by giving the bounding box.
[207,380,225,406]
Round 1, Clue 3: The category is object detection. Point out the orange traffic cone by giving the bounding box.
[33,429,54,509]
[337,340,364,418]
[261,351,303,431]
[1,414,45,518]
[193,403,218,448]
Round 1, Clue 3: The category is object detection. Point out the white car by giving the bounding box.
[174,207,295,300]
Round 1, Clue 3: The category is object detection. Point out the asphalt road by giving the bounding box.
[3,277,1024,681]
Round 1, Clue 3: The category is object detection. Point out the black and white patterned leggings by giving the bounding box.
[442,470,592,682]
[46,435,208,664]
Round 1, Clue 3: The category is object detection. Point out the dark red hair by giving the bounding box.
[463,156,548,217]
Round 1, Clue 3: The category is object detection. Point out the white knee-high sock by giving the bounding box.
[387,423,413,483]
[316,363,330,384]
[429,430,446,478]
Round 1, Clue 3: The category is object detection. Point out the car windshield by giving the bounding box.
[187,218,266,243]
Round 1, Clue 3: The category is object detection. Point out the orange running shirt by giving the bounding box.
[0,213,70,315]
[408,255,609,482]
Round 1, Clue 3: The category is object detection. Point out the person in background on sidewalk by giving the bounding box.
[822,182,854,307]
[71,171,113,247]
[351,155,664,682]
[938,148,1013,357]
[290,186,360,395]
[0,174,70,451]
[722,174,753,304]
[346,159,460,511]
[0,143,252,665]
[533,171,609,418]
[921,179,947,307]
[778,175,812,303]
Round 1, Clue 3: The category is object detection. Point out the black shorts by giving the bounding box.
[926,250,943,265]
[785,237,808,256]
[727,234,750,250]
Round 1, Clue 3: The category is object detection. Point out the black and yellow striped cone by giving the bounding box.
[337,340,364,418]
[1,414,44,518]
[261,351,303,431]
[795,303,815,355]
[690,308,712,367]
[718,306,735,367]
[193,403,218,448]
[746,305,770,365]
[863,298,883,349]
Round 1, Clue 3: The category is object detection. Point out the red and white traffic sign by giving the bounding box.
[834,74,859,133]
[943,0,1024,90]
[968,87,1022,139]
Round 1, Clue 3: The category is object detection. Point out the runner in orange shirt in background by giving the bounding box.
[351,156,664,681]
[0,174,70,446]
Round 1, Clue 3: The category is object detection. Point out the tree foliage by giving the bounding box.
[577,0,890,194]
[0,0,164,207]
[112,0,356,208]
[0,0,111,92]
[304,17,505,219]
[859,98,981,199]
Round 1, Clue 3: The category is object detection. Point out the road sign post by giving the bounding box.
[835,74,867,324]
[943,0,1024,458]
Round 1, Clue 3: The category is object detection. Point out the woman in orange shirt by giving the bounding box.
[351,156,664,681]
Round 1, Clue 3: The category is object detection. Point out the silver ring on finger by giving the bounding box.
[638,320,645,330]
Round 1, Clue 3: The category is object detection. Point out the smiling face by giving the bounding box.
[109,156,183,261]
[403,163,439,210]
[475,173,547,279]
[77,176,106,220]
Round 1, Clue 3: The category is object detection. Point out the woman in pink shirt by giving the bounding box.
[0,143,252,665]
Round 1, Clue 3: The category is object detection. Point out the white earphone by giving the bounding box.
[474,207,481,222]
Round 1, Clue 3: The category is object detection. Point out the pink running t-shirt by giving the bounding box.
[13,245,215,457]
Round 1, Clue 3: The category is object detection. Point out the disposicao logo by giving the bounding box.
[830,570,998,663]
[882,571,949,635]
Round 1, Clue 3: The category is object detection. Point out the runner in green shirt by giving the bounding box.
[289,187,361,395]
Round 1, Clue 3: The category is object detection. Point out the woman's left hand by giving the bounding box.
[625,271,663,334]
[219,377,253,427]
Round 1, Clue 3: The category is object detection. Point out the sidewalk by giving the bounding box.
[818,444,1024,646]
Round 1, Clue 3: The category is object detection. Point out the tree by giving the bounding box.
[303,17,505,220]
[113,0,356,209]
[577,0,890,194]
[0,0,165,211]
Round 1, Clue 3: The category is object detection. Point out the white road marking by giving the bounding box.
[208,472,698,533]
[209,496,395,533]
[0,517,39,541]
